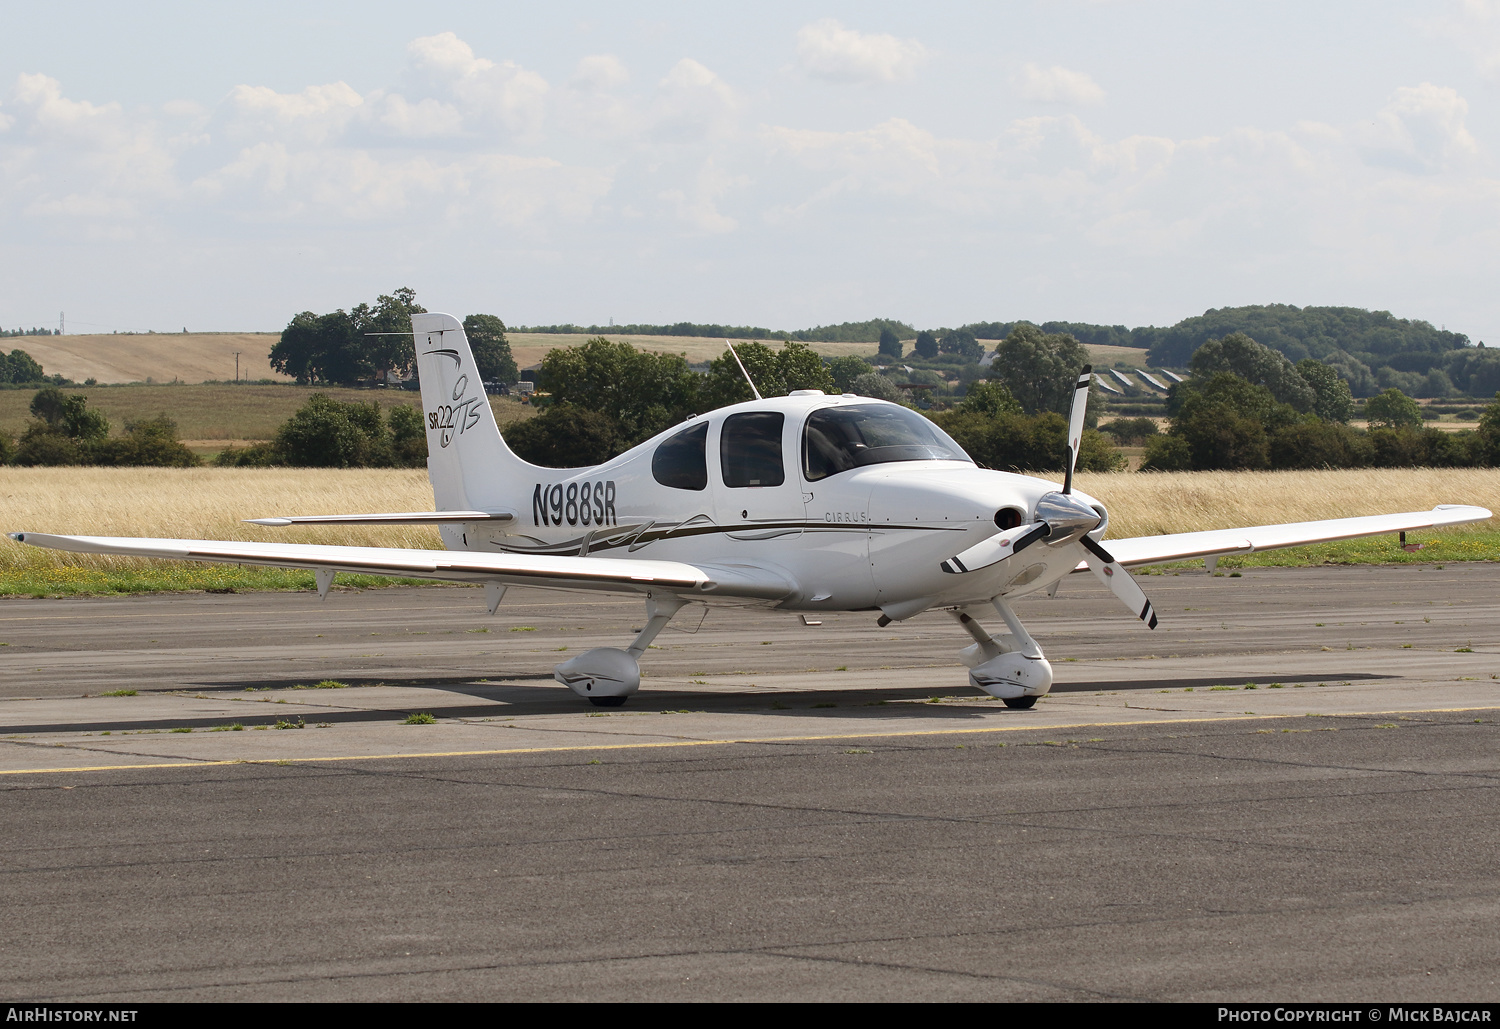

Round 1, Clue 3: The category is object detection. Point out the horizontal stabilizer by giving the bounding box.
[246,511,515,527]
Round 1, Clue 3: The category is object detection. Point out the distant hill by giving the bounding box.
[13,333,291,385]
[959,305,1495,398]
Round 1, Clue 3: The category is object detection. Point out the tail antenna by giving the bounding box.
[725,339,762,401]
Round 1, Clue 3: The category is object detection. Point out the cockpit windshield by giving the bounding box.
[802,403,973,482]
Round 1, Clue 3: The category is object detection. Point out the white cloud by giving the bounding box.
[1012,63,1106,105]
[795,19,929,84]
[225,82,364,144]
[372,93,466,139]
[406,31,549,135]
[650,58,736,141]
[1358,83,1478,173]
[659,157,743,233]
[570,55,629,92]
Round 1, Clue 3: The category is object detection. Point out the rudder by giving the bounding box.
[411,313,537,521]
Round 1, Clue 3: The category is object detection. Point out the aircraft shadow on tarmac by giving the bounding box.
[3,672,1395,736]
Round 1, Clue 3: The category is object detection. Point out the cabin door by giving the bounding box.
[711,411,804,543]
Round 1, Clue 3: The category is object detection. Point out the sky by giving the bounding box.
[2,0,1500,341]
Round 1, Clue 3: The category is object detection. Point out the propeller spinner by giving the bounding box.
[940,363,1158,630]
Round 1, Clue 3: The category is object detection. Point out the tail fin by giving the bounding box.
[412,312,534,514]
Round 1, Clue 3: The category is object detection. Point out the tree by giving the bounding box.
[270,288,426,385]
[275,394,388,467]
[988,324,1090,414]
[360,287,426,382]
[502,405,622,467]
[1189,332,1315,411]
[939,329,983,363]
[1364,388,1422,430]
[1296,359,1353,423]
[464,314,518,384]
[959,381,1021,418]
[848,372,904,403]
[91,417,201,468]
[539,337,700,445]
[269,310,365,385]
[913,331,939,360]
[388,405,428,467]
[3,349,44,383]
[29,387,109,440]
[1477,392,1500,466]
[878,327,903,359]
[701,341,834,408]
[827,355,871,393]
[1268,420,1367,470]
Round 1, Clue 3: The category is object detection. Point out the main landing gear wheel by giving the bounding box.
[588,696,629,708]
[1002,696,1038,710]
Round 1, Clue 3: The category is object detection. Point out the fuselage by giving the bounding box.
[443,391,1106,618]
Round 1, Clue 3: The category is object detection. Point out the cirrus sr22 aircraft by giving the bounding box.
[11,313,1491,707]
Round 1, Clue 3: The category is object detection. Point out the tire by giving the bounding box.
[1002,696,1037,710]
[589,696,628,708]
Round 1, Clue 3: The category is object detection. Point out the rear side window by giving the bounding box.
[720,412,785,488]
[652,420,708,490]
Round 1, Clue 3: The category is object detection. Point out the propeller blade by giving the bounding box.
[941,522,1049,574]
[1079,536,1159,629]
[1062,364,1093,496]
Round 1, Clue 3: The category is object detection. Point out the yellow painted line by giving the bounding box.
[1,704,1496,776]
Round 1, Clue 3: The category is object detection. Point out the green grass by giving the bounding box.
[1140,529,1500,571]
[98,689,137,697]
[0,564,444,598]
[0,383,536,443]
[402,712,437,725]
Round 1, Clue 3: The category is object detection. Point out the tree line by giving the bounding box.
[1138,333,1500,471]
[0,387,199,467]
[268,288,517,387]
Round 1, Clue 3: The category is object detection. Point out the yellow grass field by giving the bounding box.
[1,467,1494,588]
[13,329,1155,387]
[0,385,534,443]
[12,333,290,385]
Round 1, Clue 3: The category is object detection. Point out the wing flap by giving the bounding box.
[1097,505,1492,569]
[8,533,795,600]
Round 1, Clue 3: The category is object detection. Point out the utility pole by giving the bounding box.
[234,352,241,382]
[59,311,64,335]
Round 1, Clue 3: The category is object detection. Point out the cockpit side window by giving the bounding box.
[720,412,785,488]
[803,403,972,482]
[652,420,709,491]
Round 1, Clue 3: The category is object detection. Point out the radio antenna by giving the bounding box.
[725,339,762,401]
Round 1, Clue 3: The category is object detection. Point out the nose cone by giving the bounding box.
[1035,491,1103,546]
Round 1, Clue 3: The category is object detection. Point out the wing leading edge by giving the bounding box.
[1097,504,1492,569]
[6,533,795,602]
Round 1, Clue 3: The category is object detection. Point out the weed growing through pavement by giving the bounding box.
[402,712,437,725]
[100,689,137,697]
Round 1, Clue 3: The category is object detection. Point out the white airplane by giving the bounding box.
[10,313,1491,707]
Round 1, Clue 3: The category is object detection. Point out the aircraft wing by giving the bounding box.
[6,533,796,602]
[1099,504,1492,568]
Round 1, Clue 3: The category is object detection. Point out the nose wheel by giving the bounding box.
[1002,696,1038,710]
